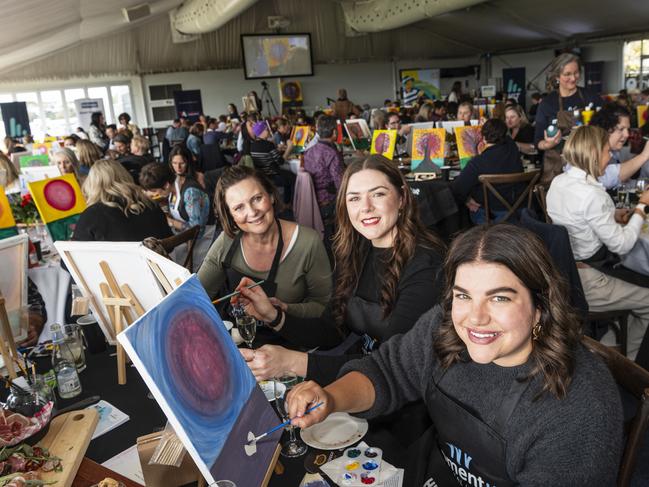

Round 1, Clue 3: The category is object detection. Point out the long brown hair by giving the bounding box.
[331,154,445,329]
[434,224,581,399]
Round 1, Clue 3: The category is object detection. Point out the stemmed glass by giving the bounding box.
[236,314,256,349]
[273,372,308,458]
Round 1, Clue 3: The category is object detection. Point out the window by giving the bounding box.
[87,86,113,124]
[623,39,649,91]
[63,88,86,130]
[1,84,134,141]
[15,92,44,140]
[40,90,67,137]
[110,85,133,124]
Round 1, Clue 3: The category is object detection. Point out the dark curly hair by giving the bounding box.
[589,102,631,132]
[433,224,582,399]
[331,154,445,331]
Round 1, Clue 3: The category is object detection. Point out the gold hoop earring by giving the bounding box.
[532,322,542,341]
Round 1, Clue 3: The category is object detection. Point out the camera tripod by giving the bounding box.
[260,81,279,117]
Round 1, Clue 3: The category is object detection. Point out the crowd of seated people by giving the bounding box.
[9,63,649,484]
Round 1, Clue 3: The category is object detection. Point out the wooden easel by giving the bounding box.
[98,261,145,385]
[0,293,20,379]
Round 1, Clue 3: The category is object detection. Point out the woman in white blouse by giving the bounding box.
[547,125,649,368]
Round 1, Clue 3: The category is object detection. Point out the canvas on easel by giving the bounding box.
[55,241,191,346]
[344,119,371,151]
[370,129,398,160]
[289,125,310,152]
[0,234,29,352]
[411,128,446,172]
[118,276,282,487]
[28,173,85,241]
[0,189,18,239]
[454,125,486,169]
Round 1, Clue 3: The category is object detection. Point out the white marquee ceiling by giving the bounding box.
[0,0,647,81]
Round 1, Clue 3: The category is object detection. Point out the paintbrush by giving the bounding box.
[245,402,324,455]
[212,280,265,304]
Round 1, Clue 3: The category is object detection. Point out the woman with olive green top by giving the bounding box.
[198,223,332,320]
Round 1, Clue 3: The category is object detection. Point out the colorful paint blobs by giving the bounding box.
[411,128,446,172]
[0,190,16,230]
[118,276,281,487]
[43,179,76,211]
[455,125,486,166]
[370,130,397,160]
[638,105,648,128]
[291,126,310,147]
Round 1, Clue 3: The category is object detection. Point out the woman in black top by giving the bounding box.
[73,159,171,242]
[235,155,445,385]
[505,104,535,153]
[451,118,525,224]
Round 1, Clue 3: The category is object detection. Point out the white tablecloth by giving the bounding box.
[28,262,70,344]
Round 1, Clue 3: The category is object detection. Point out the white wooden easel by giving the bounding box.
[0,292,21,379]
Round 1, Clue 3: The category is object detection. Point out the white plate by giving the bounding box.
[300,412,368,450]
[258,381,286,402]
[76,314,97,326]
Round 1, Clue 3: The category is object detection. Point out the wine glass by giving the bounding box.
[236,314,256,349]
[273,372,308,458]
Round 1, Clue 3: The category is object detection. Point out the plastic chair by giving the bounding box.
[478,170,540,223]
[582,335,649,487]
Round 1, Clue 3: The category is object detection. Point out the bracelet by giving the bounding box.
[267,305,283,329]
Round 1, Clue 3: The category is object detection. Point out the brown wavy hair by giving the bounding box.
[331,154,445,330]
[214,165,281,238]
[433,224,582,399]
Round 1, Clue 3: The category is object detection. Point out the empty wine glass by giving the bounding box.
[236,314,256,349]
[273,372,308,458]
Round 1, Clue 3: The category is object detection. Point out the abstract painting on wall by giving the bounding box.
[454,125,486,169]
[28,174,86,241]
[118,276,281,486]
[370,129,397,160]
[411,128,446,172]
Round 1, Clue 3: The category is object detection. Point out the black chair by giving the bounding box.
[519,208,589,319]
[198,143,227,173]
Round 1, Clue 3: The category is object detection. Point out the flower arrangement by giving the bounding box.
[8,193,40,225]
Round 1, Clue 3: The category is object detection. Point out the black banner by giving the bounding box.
[173,90,203,123]
[0,102,30,137]
[503,67,526,109]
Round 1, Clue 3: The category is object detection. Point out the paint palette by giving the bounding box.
[337,447,383,485]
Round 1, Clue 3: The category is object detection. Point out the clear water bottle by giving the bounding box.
[51,324,82,399]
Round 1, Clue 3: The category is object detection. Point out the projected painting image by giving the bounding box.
[119,276,280,486]
[243,34,313,79]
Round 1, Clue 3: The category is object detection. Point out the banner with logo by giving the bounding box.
[74,99,105,131]
[0,102,30,138]
[503,67,526,109]
[173,90,203,123]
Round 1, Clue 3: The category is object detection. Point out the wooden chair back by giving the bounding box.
[478,170,540,223]
[582,335,649,486]
[160,225,201,271]
[533,184,552,223]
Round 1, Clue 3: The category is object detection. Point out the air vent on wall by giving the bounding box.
[122,3,151,23]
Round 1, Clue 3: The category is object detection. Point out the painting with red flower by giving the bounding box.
[28,174,85,241]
